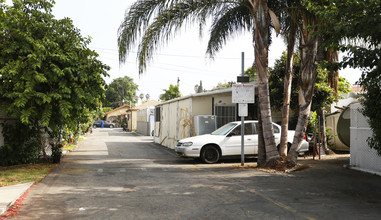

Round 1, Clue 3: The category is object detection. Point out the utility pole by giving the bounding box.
[240,52,245,166]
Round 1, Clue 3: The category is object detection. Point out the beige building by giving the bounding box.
[154,88,238,149]
[127,100,161,132]
[104,104,131,126]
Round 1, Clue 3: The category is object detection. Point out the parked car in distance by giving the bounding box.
[175,120,309,164]
[93,120,116,128]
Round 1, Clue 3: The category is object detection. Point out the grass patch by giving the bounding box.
[62,143,76,152]
[0,163,56,187]
[62,136,83,152]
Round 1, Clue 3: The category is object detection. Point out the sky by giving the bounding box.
[7,0,362,103]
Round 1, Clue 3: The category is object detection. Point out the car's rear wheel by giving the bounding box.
[109,125,114,128]
[201,145,220,164]
[93,125,97,128]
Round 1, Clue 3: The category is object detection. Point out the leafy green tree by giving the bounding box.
[307,0,381,154]
[105,76,138,108]
[269,52,300,115]
[269,52,351,151]
[269,52,352,115]
[275,0,300,157]
[211,81,234,91]
[211,66,255,90]
[0,0,109,163]
[159,84,181,101]
[117,0,283,166]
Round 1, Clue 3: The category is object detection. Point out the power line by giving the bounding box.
[123,61,234,76]
[91,46,257,60]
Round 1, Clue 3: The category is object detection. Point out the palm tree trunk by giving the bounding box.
[287,13,318,166]
[316,40,334,154]
[253,0,279,162]
[279,23,296,157]
[257,98,266,167]
[326,49,339,99]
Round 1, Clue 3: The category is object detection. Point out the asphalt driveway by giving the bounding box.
[10,128,381,219]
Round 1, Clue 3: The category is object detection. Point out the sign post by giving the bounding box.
[232,83,255,166]
[232,52,255,166]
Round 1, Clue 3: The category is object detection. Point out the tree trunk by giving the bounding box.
[257,98,266,167]
[287,14,318,166]
[316,39,335,154]
[37,122,48,162]
[253,0,279,162]
[279,23,296,157]
[317,108,329,153]
[326,49,339,99]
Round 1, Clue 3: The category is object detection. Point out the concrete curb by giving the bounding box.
[0,182,34,216]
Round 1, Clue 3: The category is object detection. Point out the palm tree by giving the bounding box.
[278,0,300,157]
[279,1,340,161]
[286,9,319,166]
[118,0,281,164]
[315,36,340,155]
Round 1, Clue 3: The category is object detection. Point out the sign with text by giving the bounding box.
[232,84,255,103]
[238,103,248,117]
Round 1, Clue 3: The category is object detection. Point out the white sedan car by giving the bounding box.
[175,120,309,163]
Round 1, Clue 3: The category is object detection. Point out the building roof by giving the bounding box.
[155,88,233,107]
[127,100,161,112]
[351,85,363,93]
[105,104,131,116]
[155,82,258,106]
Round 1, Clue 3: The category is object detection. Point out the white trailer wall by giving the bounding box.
[156,99,193,149]
[177,99,193,142]
[350,103,381,175]
[155,89,234,149]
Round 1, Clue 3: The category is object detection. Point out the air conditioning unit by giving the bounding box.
[194,115,217,136]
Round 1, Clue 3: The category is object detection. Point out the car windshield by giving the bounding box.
[211,123,237,135]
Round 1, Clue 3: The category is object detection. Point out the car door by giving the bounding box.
[251,123,280,154]
[243,122,256,155]
[222,122,256,156]
[273,123,281,145]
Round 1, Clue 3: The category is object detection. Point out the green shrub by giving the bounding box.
[51,143,62,163]
[0,122,41,166]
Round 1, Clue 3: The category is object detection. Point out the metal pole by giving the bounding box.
[241,52,245,166]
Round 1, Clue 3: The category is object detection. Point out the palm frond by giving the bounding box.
[136,0,227,73]
[206,3,252,58]
[117,0,168,64]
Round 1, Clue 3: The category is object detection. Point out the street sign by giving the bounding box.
[238,103,248,117]
[237,76,250,83]
[232,84,255,103]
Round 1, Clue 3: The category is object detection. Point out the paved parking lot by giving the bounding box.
[10,129,381,219]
